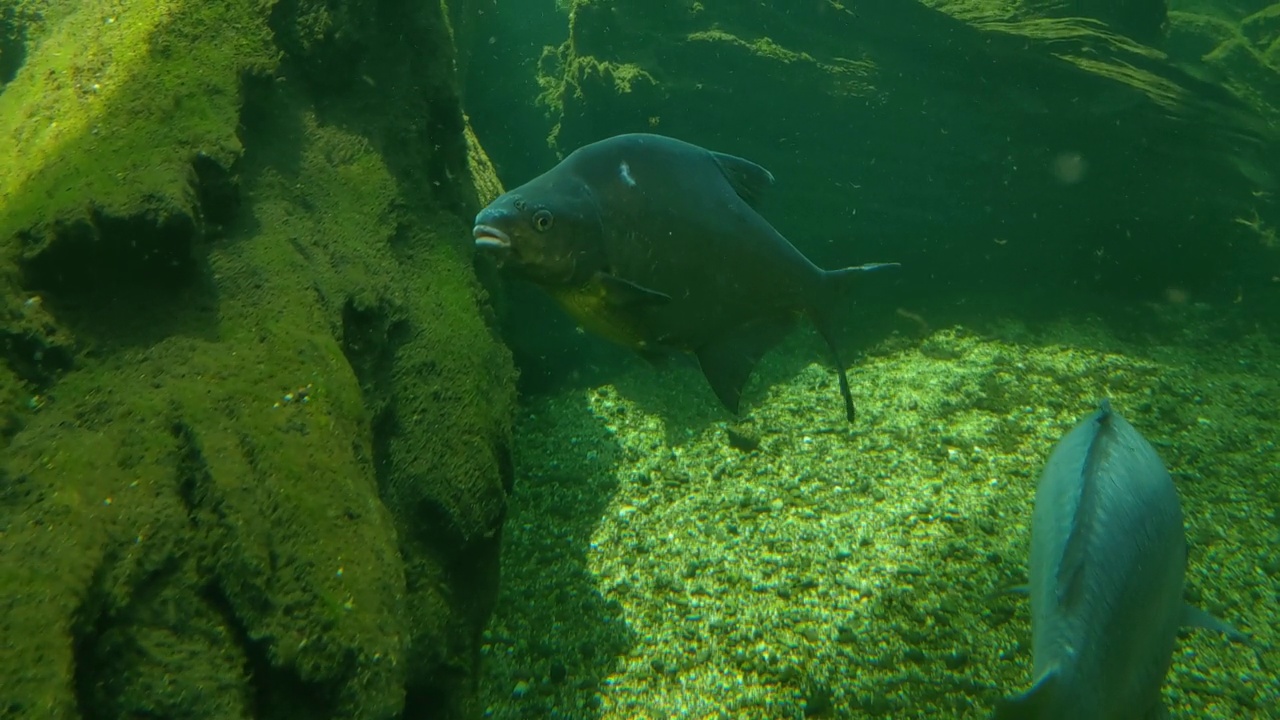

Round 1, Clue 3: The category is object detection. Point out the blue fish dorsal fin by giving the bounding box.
[994,669,1058,720]
[710,151,775,209]
[1055,400,1114,606]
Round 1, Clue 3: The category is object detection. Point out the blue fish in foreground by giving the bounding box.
[996,400,1243,720]
[473,133,897,422]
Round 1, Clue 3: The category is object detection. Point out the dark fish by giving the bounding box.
[995,400,1242,720]
[473,133,895,421]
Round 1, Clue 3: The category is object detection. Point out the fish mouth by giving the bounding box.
[473,224,511,250]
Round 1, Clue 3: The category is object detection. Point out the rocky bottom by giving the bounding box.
[481,309,1277,719]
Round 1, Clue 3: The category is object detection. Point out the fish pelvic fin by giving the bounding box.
[1182,603,1248,643]
[993,670,1058,720]
[984,583,1029,603]
[809,263,901,423]
[710,151,775,209]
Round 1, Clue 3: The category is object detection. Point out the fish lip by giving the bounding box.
[473,224,511,250]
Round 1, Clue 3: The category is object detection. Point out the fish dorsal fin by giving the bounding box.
[711,151,775,209]
[694,316,793,414]
[1056,400,1113,607]
[994,669,1058,720]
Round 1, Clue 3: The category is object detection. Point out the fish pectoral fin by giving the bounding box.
[635,347,670,367]
[595,273,672,307]
[710,151,775,209]
[1181,603,1248,642]
[833,262,902,275]
[993,670,1058,720]
[695,318,792,414]
[983,583,1029,603]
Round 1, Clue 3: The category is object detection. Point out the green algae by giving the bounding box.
[683,29,877,97]
[0,0,518,716]
[1204,37,1277,116]
[537,49,656,110]
[1241,3,1280,47]
[1170,9,1245,57]
[536,44,658,148]
[0,105,417,708]
[686,30,815,64]
[465,117,506,207]
[0,0,275,259]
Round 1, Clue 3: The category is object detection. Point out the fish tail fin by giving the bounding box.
[810,263,901,423]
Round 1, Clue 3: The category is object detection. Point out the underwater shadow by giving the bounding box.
[483,394,637,719]
[555,325,885,447]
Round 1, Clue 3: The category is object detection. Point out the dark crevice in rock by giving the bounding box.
[340,298,404,499]
[13,202,220,354]
[341,294,503,718]
[266,0,476,219]
[0,4,28,89]
[0,314,74,390]
[70,563,183,718]
[170,419,340,720]
[374,0,474,217]
[403,661,478,720]
[422,90,471,214]
[12,180,226,351]
[192,150,242,233]
[19,204,199,298]
[267,0,369,94]
[237,73,310,189]
[172,420,214,513]
[204,583,334,720]
[70,557,116,720]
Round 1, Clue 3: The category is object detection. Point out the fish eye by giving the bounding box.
[532,209,554,231]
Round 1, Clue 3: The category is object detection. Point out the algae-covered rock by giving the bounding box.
[0,0,515,718]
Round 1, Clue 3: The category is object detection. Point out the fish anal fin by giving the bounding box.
[595,272,672,307]
[695,317,792,414]
[994,670,1058,720]
[1181,603,1248,642]
[711,151,775,208]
